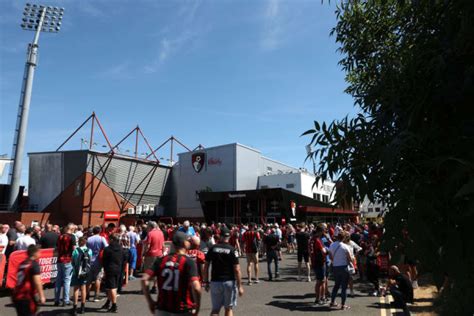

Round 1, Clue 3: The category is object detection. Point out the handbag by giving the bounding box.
[348,261,356,275]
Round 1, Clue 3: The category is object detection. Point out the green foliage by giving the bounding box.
[304,1,474,314]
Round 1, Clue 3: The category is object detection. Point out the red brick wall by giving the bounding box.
[43,172,134,227]
[0,212,50,226]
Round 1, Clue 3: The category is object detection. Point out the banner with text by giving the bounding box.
[5,248,57,288]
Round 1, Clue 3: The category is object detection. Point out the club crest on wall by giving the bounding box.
[192,152,205,173]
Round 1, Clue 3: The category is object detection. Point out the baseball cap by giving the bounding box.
[220,226,231,237]
[173,231,190,247]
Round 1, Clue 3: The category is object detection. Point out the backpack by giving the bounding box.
[250,232,260,253]
[77,248,91,279]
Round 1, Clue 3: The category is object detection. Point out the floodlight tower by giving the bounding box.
[8,3,64,211]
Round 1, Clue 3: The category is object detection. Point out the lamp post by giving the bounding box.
[8,3,64,211]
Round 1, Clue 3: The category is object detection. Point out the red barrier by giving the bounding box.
[6,248,57,288]
[0,254,5,287]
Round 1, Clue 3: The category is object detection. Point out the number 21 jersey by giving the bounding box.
[146,254,199,313]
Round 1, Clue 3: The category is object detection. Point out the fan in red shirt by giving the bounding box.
[187,236,206,283]
[12,245,46,316]
[309,227,328,304]
[142,231,202,316]
[243,223,261,284]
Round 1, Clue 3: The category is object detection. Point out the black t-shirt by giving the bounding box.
[295,231,310,252]
[350,233,361,245]
[395,274,414,303]
[40,232,59,249]
[264,234,279,252]
[205,243,239,282]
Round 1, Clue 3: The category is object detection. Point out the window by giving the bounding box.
[267,167,273,171]
[313,193,321,201]
[368,208,373,212]
[286,183,295,189]
[322,195,329,203]
[375,207,381,213]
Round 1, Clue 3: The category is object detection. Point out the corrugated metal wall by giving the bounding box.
[87,153,171,207]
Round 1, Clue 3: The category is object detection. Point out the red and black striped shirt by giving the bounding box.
[243,230,260,254]
[12,258,40,313]
[146,254,199,313]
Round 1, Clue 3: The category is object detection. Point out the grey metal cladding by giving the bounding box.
[63,151,88,188]
[86,153,170,206]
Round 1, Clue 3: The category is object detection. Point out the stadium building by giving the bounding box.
[2,114,357,226]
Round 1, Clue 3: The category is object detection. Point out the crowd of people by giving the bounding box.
[0,219,417,316]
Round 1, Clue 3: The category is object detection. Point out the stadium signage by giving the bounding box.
[208,157,222,166]
[228,193,246,198]
[192,153,205,173]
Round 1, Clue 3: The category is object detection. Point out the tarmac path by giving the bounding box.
[1,253,394,316]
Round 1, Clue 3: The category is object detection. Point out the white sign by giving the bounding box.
[228,193,246,198]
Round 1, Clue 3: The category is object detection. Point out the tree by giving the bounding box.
[304,1,474,314]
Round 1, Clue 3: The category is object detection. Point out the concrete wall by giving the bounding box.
[176,144,236,218]
[175,143,305,218]
[235,144,261,190]
[258,172,335,202]
[258,172,302,193]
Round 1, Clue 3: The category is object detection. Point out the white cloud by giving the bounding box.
[261,0,283,51]
[260,0,306,52]
[97,62,132,79]
[143,30,194,74]
[143,0,203,74]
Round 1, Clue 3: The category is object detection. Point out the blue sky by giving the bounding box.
[0,0,355,186]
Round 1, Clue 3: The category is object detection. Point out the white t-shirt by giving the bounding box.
[15,235,36,250]
[347,240,362,256]
[275,228,282,240]
[0,233,8,254]
[329,241,351,267]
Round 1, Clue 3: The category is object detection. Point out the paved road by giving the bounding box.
[1,254,391,316]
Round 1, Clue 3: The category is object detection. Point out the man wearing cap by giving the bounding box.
[203,226,244,316]
[142,231,202,316]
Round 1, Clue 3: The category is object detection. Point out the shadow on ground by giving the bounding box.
[266,300,332,312]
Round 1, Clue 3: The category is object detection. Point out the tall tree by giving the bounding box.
[304,1,474,313]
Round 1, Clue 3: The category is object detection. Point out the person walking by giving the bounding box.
[295,223,311,282]
[366,235,381,296]
[127,225,140,280]
[71,237,92,315]
[243,223,260,285]
[343,232,362,297]
[143,221,165,294]
[310,227,327,304]
[328,231,354,310]
[101,234,126,313]
[264,228,280,281]
[142,231,202,316]
[203,227,244,316]
[86,226,108,302]
[12,245,46,316]
[55,224,76,307]
[187,236,206,282]
[117,225,130,294]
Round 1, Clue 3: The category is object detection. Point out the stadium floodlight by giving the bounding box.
[8,3,65,211]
